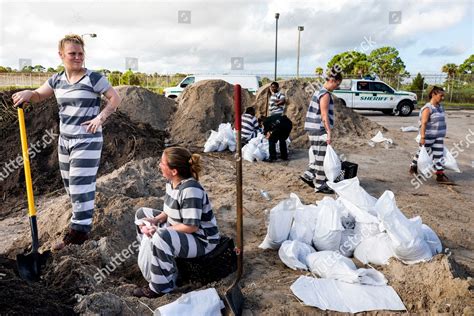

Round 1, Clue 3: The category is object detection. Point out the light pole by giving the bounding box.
[80,33,97,68]
[296,26,304,78]
[274,13,279,81]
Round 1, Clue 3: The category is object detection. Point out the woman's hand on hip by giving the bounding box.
[81,116,103,133]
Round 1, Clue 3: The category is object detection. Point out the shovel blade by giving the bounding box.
[16,250,50,282]
[224,285,244,316]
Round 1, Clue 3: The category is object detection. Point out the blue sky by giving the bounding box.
[0,0,472,76]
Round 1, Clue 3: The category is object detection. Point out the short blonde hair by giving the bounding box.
[58,34,84,52]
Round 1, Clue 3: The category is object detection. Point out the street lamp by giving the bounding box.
[274,13,279,81]
[296,26,304,78]
[81,33,97,39]
[80,34,97,68]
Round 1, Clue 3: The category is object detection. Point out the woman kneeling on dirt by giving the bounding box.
[133,147,220,298]
[12,34,121,250]
[409,86,453,184]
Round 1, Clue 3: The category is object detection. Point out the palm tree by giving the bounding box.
[441,63,458,79]
[314,67,324,77]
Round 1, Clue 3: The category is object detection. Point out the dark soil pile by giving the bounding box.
[169,80,254,147]
[0,256,75,314]
[115,85,176,130]
[0,90,167,217]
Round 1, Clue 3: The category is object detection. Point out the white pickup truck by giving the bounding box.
[333,79,417,116]
[164,74,260,99]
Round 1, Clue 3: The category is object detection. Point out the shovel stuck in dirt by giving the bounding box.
[16,104,50,282]
[224,85,244,315]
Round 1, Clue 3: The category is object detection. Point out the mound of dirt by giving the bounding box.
[169,80,254,147]
[379,255,473,314]
[254,80,385,148]
[115,85,176,130]
[0,90,167,217]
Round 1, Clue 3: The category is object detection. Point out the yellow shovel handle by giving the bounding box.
[17,106,36,217]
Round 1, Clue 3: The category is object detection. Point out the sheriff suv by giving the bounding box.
[333,79,417,116]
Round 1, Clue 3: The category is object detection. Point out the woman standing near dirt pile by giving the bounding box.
[12,34,121,250]
[409,86,454,185]
[133,147,220,298]
[300,69,342,194]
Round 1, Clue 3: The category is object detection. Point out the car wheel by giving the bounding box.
[397,101,413,116]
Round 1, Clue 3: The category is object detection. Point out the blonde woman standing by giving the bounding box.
[12,34,122,249]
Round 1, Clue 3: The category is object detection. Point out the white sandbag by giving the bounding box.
[370,131,393,144]
[443,147,461,173]
[338,197,378,224]
[312,197,344,251]
[354,221,380,240]
[259,193,299,250]
[134,217,155,282]
[306,251,387,285]
[421,224,443,255]
[400,126,418,132]
[203,130,221,153]
[253,134,269,161]
[290,276,406,313]
[339,229,358,257]
[137,235,153,282]
[276,138,291,154]
[328,178,378,216]
[218,123,234,152]
[418,146,433,177]
[289,203,320,245]
[155,288,224,316]
[323,145,341,182]
[354,233,395,265]
[278,240,316,270]
[242,143,257,162]
[253,145,267,161]
[306,251,356,280]
[375,191,432,264]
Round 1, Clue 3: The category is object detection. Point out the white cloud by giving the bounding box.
[0,0,471,74]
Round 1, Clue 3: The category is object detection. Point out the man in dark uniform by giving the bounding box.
[263,115,293,162]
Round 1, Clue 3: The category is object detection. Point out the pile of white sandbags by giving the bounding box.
[242,134,291,162]
[203,123,236,152]
[259,178,442,267]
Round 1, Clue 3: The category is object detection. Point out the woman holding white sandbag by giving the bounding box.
[300,68,342,193]
[409,86,454,184]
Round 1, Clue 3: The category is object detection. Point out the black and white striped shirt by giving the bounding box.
[269,91,286,116]
[241,113,259,141]
[304,88,334,135]
[163,178,219,244]
[47,69,111,138]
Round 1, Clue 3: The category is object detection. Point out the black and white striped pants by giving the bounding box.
[59,136,102,233]
[303,134,327,189]
[411,136,444,172]
[135,207,216,294]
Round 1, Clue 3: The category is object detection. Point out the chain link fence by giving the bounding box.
[1,72,473,105]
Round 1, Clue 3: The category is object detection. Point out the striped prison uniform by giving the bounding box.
[48,69,111,232]
[302,88,335,189]
[135,178,219,294]
[269,91,286,116]
[411,103,447,172]
[241,113,259,144]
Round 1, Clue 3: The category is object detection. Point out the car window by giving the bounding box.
[181,77,195,85]
[372,82,394,93]
[357,81,370,91]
